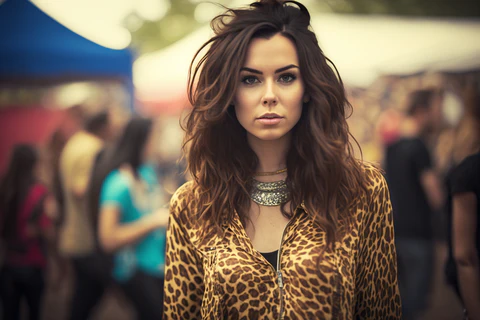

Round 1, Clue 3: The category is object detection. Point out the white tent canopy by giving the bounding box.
[134,14,480,100]
[311,15,480,84]
[134,26,214,101]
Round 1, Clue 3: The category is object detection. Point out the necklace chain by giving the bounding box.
[254,168,287,177]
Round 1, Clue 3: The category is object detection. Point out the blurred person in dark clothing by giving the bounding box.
[90,117,168,320]
[58,109,113,320]
[444,83,480,320]
[447,152,480,320]
[44,130,70,287]
[0,144,57,320]
[45,129,68,227]
[385,89,445,320]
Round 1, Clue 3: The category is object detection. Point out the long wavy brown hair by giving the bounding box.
[183,0,368,245]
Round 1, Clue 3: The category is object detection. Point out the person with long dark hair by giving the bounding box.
[448,152,480,320]
[444,84,480,320]
[89,117,168,320]
[0,144,55,320]
[163,0,401,319]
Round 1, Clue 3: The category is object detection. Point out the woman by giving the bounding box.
[442,81,480,320]
[443,84,480,319]
[164,0,401,319]
[89,117,168,320]
[449,152,480,320]
[0,145,55,320]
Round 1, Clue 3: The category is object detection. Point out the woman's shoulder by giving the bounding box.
[456,152,480,172]
[168,181,208,241]
[352,162,392,234]
[170,181,196,212]
[361,162,386,187]
[31,182,49,194]
[104,168,124,183]
[358,161,388,204]
[450,152,480,193]
[25,182,49,203]
[102,169,130,193]
[138,164,158,182]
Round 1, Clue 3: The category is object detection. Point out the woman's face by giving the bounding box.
[234,33,306,143]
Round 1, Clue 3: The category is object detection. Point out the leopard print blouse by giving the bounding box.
[163,164,402,319]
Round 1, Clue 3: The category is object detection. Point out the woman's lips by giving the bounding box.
[257,116,283,125]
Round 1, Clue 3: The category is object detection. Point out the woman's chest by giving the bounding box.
[197,215,361,319]
[245,205,291,253]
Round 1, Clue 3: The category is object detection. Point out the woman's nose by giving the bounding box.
[262,80,277,107]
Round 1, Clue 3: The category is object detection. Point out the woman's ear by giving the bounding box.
[303,94,310,103]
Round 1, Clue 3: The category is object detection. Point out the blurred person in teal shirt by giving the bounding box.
[88,117,168,320]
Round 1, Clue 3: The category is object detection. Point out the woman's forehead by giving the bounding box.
[242,34,299,71]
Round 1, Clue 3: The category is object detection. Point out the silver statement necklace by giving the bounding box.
[250,178,290,206]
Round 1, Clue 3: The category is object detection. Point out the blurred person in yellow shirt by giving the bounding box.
[58,108,114,320]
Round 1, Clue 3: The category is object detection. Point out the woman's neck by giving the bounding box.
[248,133,290,173]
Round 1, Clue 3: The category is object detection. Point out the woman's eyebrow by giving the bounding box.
[275,64,299,73]
[240,64,299,74]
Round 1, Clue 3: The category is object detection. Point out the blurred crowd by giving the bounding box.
[0,77,479,320]
[0,105,186,320]
[380,78,480,320]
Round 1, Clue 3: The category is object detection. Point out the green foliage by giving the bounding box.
[126,0,203,54]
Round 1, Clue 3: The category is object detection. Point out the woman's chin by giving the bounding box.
[248,130,291,143]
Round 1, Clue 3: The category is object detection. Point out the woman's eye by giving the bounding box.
[241,76,259,85]
[278,73,296,83]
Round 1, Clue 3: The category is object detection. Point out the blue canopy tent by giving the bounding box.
[0,0,134,108]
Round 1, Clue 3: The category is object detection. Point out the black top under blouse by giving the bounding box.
[260,250,279,269]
